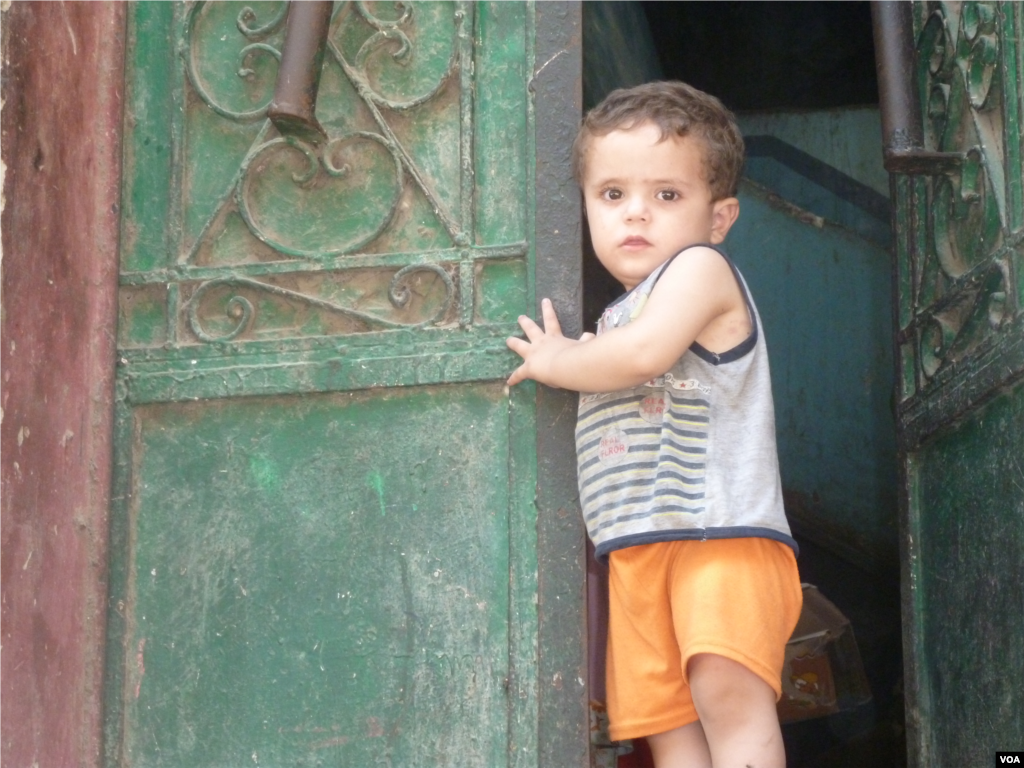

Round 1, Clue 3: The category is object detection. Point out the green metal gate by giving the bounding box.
[883,2,1024,765]
[103,3,585,766]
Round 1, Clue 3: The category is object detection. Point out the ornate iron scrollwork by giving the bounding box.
[183,3,460,120]
[900,1,1015,393]
[184,2,288,121]
[184,0,464,252]
[186,263,455,342]
[148,1,497,346]
[235,132,405,257]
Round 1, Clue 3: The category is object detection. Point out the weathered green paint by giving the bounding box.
[893,3,1024,765]
[118,0,532,349]
[106,2,585,766]
[117,385,521,767]
[121,1,177,275]
[910,387,1024,765]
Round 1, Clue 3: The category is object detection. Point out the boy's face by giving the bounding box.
[581,122,739,291]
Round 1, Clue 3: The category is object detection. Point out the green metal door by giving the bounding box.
[104,3,585,766]
[886,3,1024,765]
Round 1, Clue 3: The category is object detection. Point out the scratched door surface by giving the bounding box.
[892,3,1024,765]
[105,4,581,766]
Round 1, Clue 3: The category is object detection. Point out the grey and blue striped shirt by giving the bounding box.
[576,246,797,562]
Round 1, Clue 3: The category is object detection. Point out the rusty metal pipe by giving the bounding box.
[872,1,962,174]
[872,1,923,157]
[267,1,334,145]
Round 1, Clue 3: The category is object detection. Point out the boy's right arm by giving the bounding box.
[507,246,746,392]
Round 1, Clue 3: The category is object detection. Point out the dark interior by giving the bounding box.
[640,1,879,111]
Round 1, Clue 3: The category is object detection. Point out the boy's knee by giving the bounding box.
[686,653,776,727]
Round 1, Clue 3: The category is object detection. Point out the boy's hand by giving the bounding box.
[506,248,749,394]
[506,298,594,386]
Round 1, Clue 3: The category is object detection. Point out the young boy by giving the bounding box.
[507,81,802,768]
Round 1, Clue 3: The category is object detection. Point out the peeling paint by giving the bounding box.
[0,91,5,323]
[0,150,5,325]
[58,1,77,56]
[134,638,146,699]
[309,736,350,750]
[0,0,7,325]
[1,5,124,766]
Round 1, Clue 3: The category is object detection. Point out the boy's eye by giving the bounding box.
[603,189,622,201]
[657,190,679,201]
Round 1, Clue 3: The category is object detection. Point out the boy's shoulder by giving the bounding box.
[651,245,740,299]
[657,245,745,303]
[602,243,752,366]
[603,245,740,332]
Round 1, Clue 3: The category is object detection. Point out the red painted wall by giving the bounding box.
[1,4,125,766]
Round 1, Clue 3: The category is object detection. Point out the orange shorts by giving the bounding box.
[606,537,802,741]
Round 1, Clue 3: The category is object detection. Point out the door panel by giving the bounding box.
[892,2,1024,765]
[913,388,1024,763]
[119,385,517,766]
[105,3,582,766]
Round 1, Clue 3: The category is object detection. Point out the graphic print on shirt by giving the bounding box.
[575,383,710,541]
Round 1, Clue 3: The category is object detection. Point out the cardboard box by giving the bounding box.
[777,583,873,724]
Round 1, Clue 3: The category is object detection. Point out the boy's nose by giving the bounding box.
[623,196,649,222]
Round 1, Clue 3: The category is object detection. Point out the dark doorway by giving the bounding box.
[582,4,905,767]
[641,1,878,112]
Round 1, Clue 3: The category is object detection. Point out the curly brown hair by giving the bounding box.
[572,81,745,201]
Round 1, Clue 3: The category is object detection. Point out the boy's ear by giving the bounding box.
[709,197,740,244]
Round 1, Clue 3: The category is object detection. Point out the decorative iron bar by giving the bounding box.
[186,263,456,342]
[892,1,1020,402]
[129,1,521,347]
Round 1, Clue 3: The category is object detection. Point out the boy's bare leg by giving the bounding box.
[687,653,785,768]
[646,720,712,768]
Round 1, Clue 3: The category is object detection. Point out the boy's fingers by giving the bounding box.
[507,364,527,386]
[517,314,544,341]
[540,298,562,337]
[506,336,529,358]
[579,332,596,342]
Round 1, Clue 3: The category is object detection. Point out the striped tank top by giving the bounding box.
[576,245,797,562]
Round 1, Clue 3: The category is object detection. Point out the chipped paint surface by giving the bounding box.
[0,140,6,325]
[907,388,1024,766]
[0,7,6,325]
[113,385,526,766]
[0,4,125,767]
[102,2,585,766]
[0,2,584,764]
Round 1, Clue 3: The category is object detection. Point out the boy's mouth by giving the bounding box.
[621,236,652,248]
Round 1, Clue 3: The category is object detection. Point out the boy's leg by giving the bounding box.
[665,538,800,768]
[646,721,712,768]
[687,652,785,768]
[606,543,705,744]
[608,538,799,767]
[645,655,783,768]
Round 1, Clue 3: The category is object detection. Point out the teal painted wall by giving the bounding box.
[727,131,898,569]
[738,108,887,195]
